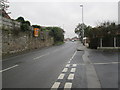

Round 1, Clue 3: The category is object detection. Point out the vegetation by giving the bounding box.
[46,27,65,44]
[75,23,92,37]
[88,22,119,39]
[0,0,9,10]
[16,17,31,32]
[14,16,65,45]
[32,25,41,28]
[75,21,120,48]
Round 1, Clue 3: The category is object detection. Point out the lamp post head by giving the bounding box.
[80,5,83,7]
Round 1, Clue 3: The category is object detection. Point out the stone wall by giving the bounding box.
[0,16,21,29]
[1,15,54,57]
[2,28,54,56]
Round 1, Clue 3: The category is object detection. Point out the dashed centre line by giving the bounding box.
[58,74,65,79]
[33,53,50,60]
[68,61,71,63]
[71,51,77,60]
[0,65,19,73]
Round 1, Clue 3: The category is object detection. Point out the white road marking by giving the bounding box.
[33,53,49,60]
[0,65,19,73]
[51,82,60,89]
[66,64,70,67]
[51,51,77,89]
[71,51,77,60]
[64,82,72,89]
[78,62,120,65]
[62,68,68,73]
[68,61,71,63]
[93,62,120,65]
[70,68,76,73]
[58,74,65,79]
[72,64,77,67]
[68,74,74,80]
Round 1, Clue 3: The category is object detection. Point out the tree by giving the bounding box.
[16,17,31,31]
[32,25,41,28]
[21,23,30,31]
[25,21,31,26]
[75,23,92,40]
[48,27,64,43]
[0,0,9,10]
[16,17,25,23]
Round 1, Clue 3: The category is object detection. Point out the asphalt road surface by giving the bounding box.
[2,41,119,89]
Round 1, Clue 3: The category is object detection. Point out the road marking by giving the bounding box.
[62,68,68,73]
[0,65,19,73]
[33,53,49,60]
[78,62,120,65]
[51,82,60,89]
[66,64,70,67]
[70,68,76,73]
[72,64,77,67]
[58,74,65,79]
[93,62,120,65]
[68,74,74,80]
[71,51,77,60]
[64,82,72,89]
[68,61,71,63]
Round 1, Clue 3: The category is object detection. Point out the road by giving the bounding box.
[2,41,119,89]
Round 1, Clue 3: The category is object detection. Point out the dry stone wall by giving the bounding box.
[2,28,54,56]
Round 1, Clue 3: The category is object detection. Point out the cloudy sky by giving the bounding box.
[8,0,119,38]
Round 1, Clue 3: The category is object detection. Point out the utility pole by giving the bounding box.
[118,1,120,24]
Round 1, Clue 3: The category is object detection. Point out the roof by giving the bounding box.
[0,9,11,19]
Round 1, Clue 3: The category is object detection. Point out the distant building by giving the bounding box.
[118,1,120,24]
[64,38,70,41]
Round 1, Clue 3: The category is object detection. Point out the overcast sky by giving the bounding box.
[8,0,119,38]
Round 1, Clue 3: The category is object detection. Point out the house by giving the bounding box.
[1,9,11,19]
[0,9,20,29]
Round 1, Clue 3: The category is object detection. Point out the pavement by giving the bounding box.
[1,41,119,89]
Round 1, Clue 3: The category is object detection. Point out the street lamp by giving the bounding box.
[80,5,84,42]
[80,5,83,23]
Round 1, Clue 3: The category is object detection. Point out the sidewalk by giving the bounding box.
[97,47,120,50]
[76,43,87,51]
[76,42,101,88]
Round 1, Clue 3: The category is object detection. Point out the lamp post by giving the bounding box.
[80,5,84,24]
[80,5,84,43]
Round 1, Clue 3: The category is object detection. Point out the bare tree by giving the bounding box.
[0,0,9,10]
